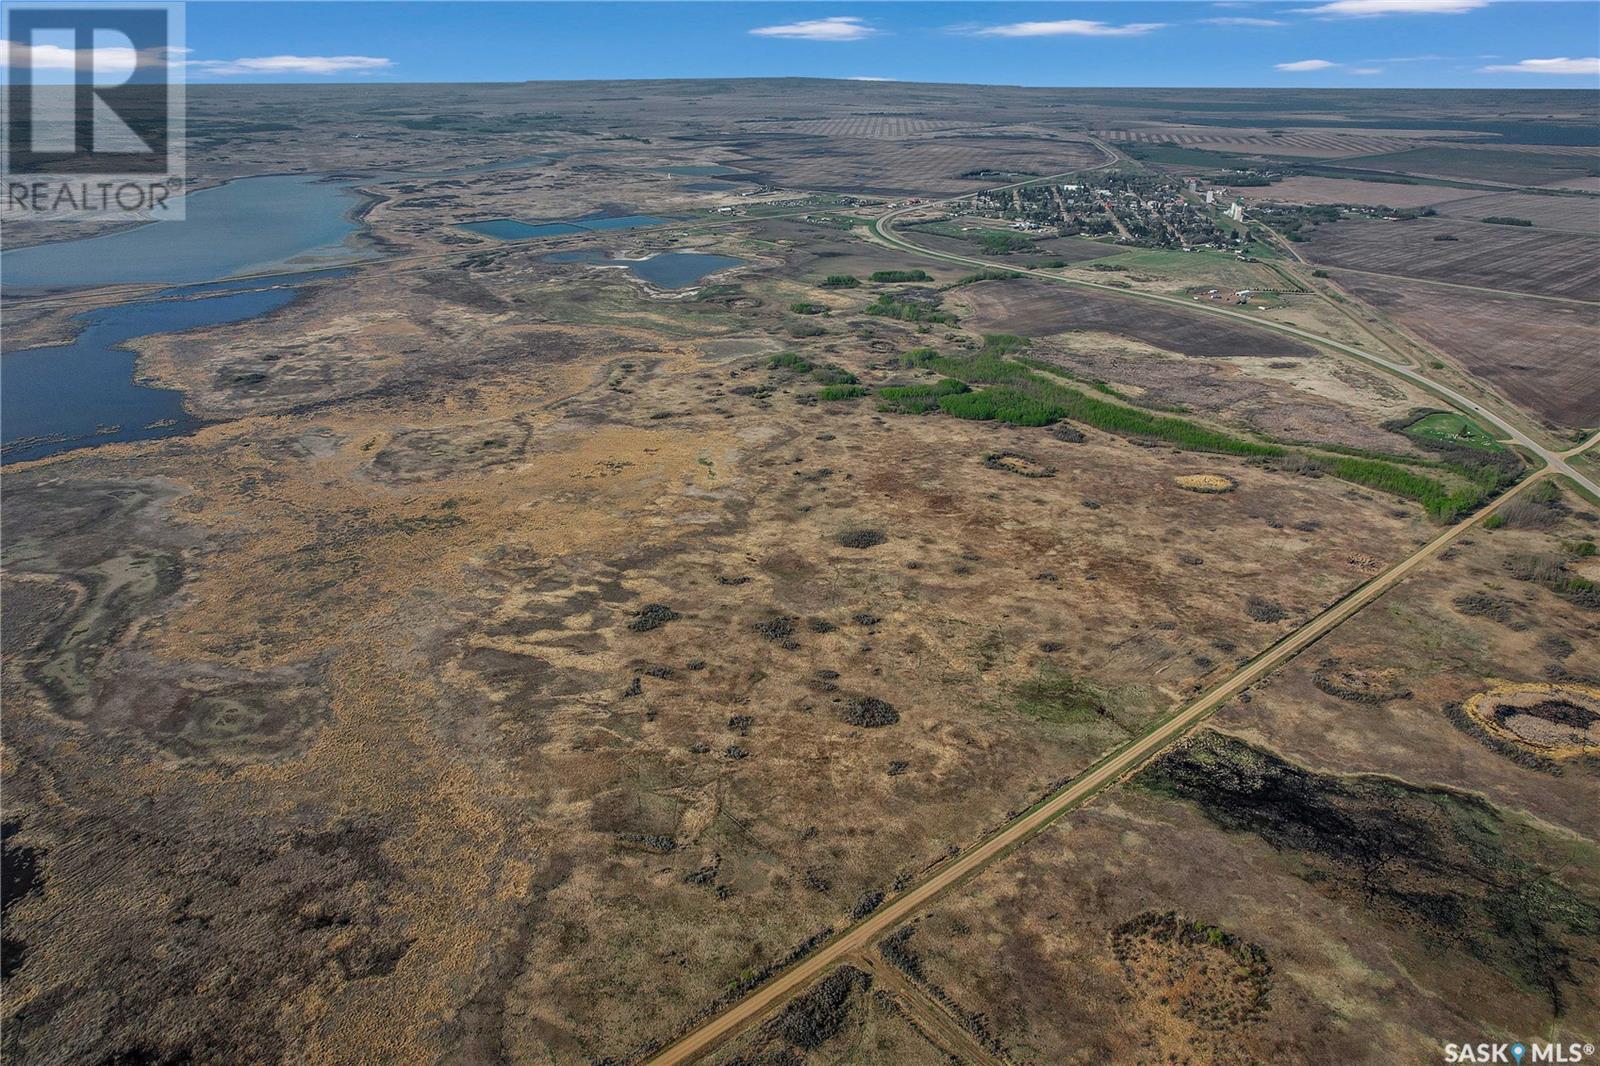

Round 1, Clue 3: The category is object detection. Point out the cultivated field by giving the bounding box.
[1436,190,1600,233]
[1096,126,1440,158]
[1299,217,1600,301]
[1237,176,1474,208]
[720,135,1106,196]
[1339,146,1600,186]
[1334,271,1600,429]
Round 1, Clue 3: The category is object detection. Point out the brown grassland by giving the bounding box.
[2,80,1597,1066]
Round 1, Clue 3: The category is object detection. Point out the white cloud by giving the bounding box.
[187,54,393,76]
[2,37,175,75]
[1201,16,1286,25]
[970,19,1167,37]
[846,75,891,81]
[1276,58,1338,70]
[749,16,878,41]
[1481,56,1600,75]
[1297,0,1487,16]
[1350,66,1384,74]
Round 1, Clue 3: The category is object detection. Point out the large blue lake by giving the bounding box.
[1,174,369,293]
[1,272,346,465]
[3,170,368,463]
[545,250,744,289]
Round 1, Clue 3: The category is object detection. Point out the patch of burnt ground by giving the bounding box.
[627,603,680,632]
[841,697,899,728]
[1141,730,1600,1017]
[835,528,887,549]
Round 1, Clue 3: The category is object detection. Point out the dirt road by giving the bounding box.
[644,470,1553,1065]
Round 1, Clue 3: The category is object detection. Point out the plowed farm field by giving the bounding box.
[1299,217,1600,301]
[1333,271,1600,428]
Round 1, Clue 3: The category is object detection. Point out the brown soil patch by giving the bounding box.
[1332,273,1600,429]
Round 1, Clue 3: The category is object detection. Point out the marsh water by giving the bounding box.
[544,250,743,288]
[1,174,369,293]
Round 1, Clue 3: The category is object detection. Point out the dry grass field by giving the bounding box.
[3,194,1451,1063]
[810,494,1600,1066]
[4,79,1597,1066]
[955,278,1316,360]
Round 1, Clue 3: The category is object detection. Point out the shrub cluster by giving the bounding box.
[768,352,812,372]
[953,269,1023,286]
[842,697,899,727]
[876,378,969,414]
[863,293,957,325]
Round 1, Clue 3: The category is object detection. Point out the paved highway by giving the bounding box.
[867,186,1599,497]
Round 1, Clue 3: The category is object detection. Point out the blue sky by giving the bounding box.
[79,2,1600,86]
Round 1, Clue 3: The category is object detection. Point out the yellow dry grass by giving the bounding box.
[1462,681,1600,760]
[1174,474,1236,493]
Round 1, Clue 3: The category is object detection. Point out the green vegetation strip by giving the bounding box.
[897,337,1282,457]
[881,336,1509,521]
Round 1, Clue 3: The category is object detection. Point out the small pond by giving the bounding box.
[544,250,744,289]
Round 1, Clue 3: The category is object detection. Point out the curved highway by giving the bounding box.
[867,178,1599,497]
